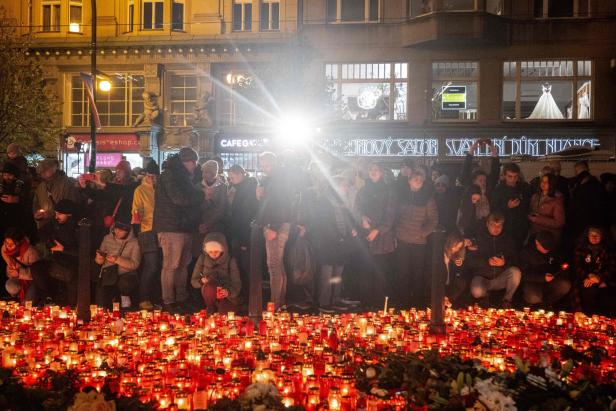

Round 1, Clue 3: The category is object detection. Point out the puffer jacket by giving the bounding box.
[395,188,438,245]
[98,225,141,275]
[528,192,565,241]
[191,232,241,305]
[153,155,203,233]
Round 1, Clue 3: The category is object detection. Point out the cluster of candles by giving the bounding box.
[0,300,614,410]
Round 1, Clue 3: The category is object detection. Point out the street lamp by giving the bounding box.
[98,78,111,92]
[89,0,97,173]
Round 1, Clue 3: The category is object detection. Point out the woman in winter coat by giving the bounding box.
[191,232,241,314]
[456,184,484,239]
[395,167,438,308]
[94,220,141,309]
[573,226,615,315]
[1,227,41,304]
[528,173,565,246]
[355,162,396,309]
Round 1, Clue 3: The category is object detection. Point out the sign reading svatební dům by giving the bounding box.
[321,137,600,157]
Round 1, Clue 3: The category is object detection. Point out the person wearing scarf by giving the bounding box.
[1,227,41,303]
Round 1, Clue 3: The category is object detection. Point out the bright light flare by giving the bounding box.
[276,113,312,146]
[98,80,112,92]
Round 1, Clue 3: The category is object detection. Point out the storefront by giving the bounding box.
[62,133,144,177]
[214,133,273,171]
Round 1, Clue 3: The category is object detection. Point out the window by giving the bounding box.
[143,0,163,30]
[71,74,145,127]
[502,60,592,120]
[69,0,82,32]
[431,62,479,121]
[326,0,379,22]
[42,1,60,32]
[233,0,252,31]
[260,0,280,31]
[409,0,503,16]
[169,74,197,126]
[325,62,407,121]
[534,0,588,18]
[127,0,135,32]
[172,0,184,31]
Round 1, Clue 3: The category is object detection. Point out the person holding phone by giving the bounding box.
[467,213,521,308]
[491,163,532,247]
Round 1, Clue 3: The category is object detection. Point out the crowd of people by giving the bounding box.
[1,139,615,316]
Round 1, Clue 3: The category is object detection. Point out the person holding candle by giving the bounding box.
[572,226,615,315]
[32,158,80,229]
[94,220,141,309]
[519,231,571,310]
[442,231,471,308]
[191,232,241,314]
[467,212,521,308]
[1,227,41,304]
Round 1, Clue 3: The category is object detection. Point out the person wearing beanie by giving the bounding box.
[520,230,571,310]
[94,220,141,309]
[33,158,80,228]
[193,160,229,259]
[132,159,161,310]
[153,147,203,313]
[1,227,41,304]
[1,161,32,237]
[190,232,241,314]
[79,159,139,230]
[5,143,28,179]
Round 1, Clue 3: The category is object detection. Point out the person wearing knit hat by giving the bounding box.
[190,232,241,314]
[2,162,20,178]
[54,199,77,216]
[520,230,571,309]
[179,147,199,164]
[145,160,160,175]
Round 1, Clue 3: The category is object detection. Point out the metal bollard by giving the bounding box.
[76,218,92,324]
[248,221,264,323]
[430,227,447,335]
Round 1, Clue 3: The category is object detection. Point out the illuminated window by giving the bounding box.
[431,62,479,121]
[326,0,380,23]
[127,0,135,32]
[42,1,61,32]
[71,74,145,127]
[169,74,197,126]
[233,0,252,31]
[260,0,280,31]
[172,0,184,31]
[142,0,163,30]
[325,62,408,121]
[69,0,82,32]
[502,60,592,120]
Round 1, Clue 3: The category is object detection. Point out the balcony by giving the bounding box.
[402,0,509,47]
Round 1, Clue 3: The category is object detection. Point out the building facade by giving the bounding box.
[4,0,616,174]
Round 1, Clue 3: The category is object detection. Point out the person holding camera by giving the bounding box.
[190,232,241,314]
[94,220,141,309]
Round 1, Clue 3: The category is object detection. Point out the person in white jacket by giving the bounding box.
[1,227,41,303]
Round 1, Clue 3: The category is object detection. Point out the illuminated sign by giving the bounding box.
[442,86,466,110]
[322,137,600,157]
[216,137,270,152]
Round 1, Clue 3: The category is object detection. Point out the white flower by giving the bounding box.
[68,391,116,411]
[243,382,279,402]
[474,378,517,411]
[366,367,377,379]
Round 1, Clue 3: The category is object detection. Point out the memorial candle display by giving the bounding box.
[0,300,614,410]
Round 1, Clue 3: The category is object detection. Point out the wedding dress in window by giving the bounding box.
[578,91,590,119]
[527,84,564,119]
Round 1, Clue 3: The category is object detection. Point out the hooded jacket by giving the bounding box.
[98,224,141,275]
[191,232,241,305]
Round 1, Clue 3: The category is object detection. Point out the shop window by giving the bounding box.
[260,0,280,31]
[431,62,479,121]
[42,1,61,32]
[534,0,588,18]
[502,60,592,120]
[325,62,407,121]
[172,0,184,31]
[142,0,163,30]
[169,74,197,127]
[233,0,252,31]
[326,0,379,22]
[69,0,82,32]
[127,0,135,32]
[71,74,145,127]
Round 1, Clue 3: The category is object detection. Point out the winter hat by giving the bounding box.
[5,278,21,297]
[55,199,77,215]
[37,158,58,173]
[114,220,131,232]
[536,231,556,252]
[204,240,225,254]
[144,160,160,175]
[115,160,132,175]
[202,160,219,175]
[1,162,20,177]
[434,175,450,188]
[179,147,199,163]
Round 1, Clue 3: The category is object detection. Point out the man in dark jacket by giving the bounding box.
[568,161,606,241]
[153,147,203,312]
[490,163,531,246]
[520,231,571,309]
[227,165,258,304]
[468,213,521,307]
[33,159,80,228]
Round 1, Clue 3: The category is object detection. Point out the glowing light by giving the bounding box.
[98,80,112,92]
[275,112,313,146]
[69,23,80,33]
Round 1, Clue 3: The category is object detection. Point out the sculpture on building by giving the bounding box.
[133,91,161,127]
[193,91,215,128]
